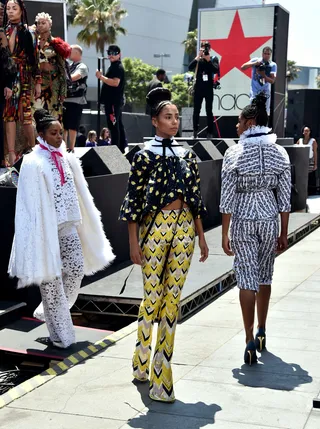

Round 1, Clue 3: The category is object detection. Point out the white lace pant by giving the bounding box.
[33,224,84,348]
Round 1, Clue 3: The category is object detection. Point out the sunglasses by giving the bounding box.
[107,51,119,56]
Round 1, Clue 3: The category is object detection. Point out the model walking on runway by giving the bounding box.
[8,109,115,349]
[120,88,208,402]
[220,93,291,365]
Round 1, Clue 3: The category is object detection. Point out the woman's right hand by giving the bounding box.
[130,242,143,266]
[222,235,234,256]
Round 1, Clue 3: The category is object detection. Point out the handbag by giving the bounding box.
[188,61,199,96]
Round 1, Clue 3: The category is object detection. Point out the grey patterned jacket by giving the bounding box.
[220,126,291,221]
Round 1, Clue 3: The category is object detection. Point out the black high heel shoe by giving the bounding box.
[244,340,257,366]
[255,328,266,352]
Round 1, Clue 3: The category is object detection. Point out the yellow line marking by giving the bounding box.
[8,389,19,400]
[87,345,98,353]
[78,350,88,359]
[67,355,79,364]
[19,381,33,392]
[46,368,57,376]
[57,362,69,371]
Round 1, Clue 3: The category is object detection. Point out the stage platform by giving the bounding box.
[75,213,320,322]
[0,316,112,361]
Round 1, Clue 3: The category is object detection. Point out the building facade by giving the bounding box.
[66,0,261,101]
[288,66,320,91]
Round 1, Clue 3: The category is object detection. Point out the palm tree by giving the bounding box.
[182,29,198,57]
[72,0,127,56]
[286,60,300,83]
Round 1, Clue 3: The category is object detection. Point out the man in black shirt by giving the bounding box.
[189,42,220,138]
[96,45,127,153]
[146,68,166,114]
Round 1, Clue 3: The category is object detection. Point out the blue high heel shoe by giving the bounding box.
[244,340,257,366]
[255,328,266,352]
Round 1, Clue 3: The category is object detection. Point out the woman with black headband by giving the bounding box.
[119,87,208,402]
[220,93,291,365]
[8,109,115,349]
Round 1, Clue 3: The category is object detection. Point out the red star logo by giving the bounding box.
[205,11,272,78]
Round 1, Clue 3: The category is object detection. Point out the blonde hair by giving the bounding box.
[87,130,97,142]
[35,12,52,26]
[71,44,83,55]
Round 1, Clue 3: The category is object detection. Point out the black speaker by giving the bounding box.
[209,139,237,156]
[125,144,144,164]
[287,90,320,140]
[74,146,131,177]
[193,141,224,161]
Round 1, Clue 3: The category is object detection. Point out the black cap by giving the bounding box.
[107,45,121,55]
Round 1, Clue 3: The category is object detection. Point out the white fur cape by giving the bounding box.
[8,144,115,288]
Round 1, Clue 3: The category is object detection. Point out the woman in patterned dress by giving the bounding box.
[220,93,292,365]
[119,88,208,403]
[0,3,16,166]
[3,0,41,166]
[32,12,70,123]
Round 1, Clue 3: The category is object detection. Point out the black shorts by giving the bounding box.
[63,102,83,131]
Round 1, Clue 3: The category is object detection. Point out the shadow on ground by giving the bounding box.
[233,350,313,391]
[125,381,222,429]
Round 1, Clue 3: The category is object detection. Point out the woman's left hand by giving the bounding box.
[34,83,41,99]
[198,236,209,262]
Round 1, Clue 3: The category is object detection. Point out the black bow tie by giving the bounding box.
[152,138,182,156]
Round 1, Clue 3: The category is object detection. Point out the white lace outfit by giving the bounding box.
[9,139,116,348]
[32,141,83,347]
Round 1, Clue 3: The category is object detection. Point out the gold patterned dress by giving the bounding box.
[32,36,70,123]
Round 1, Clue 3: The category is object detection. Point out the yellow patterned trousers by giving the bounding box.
[132,208,195,402]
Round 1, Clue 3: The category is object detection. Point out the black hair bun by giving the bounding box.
[34,108,55,126]
[146,87,171,108]
[252,92,268,110]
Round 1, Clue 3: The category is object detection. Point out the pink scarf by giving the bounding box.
[39,144,66,186]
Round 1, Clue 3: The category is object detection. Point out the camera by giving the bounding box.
[202,42,211,56]
[213,81,221,90]
[255,60,270,72]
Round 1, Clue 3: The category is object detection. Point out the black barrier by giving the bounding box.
[284,145,309,212]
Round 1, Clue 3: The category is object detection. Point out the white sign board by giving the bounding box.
[198,6,275,116]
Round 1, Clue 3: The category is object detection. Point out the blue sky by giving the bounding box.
[266,0,319,66]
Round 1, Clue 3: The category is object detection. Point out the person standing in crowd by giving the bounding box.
[75,125,86,147]
[241,46,277,116]
[3,0,41,166]
[220,93,291,366]
[32,12,71,123]
[0,3,16,167]
[98,127,111,146]
[96,45,127,153]
[8,109,115,349]
[85,130,97,147]
[146,68,166,115]
[189,41,220,138]
[63,45,88,151]
[119,88,209,403]
[295,126,318,173]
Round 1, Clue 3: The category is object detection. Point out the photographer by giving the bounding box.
[63,45,88,151]
[241,46,277,115]
[189,41,220,138]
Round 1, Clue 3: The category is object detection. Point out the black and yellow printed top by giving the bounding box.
[119,137,207,223]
